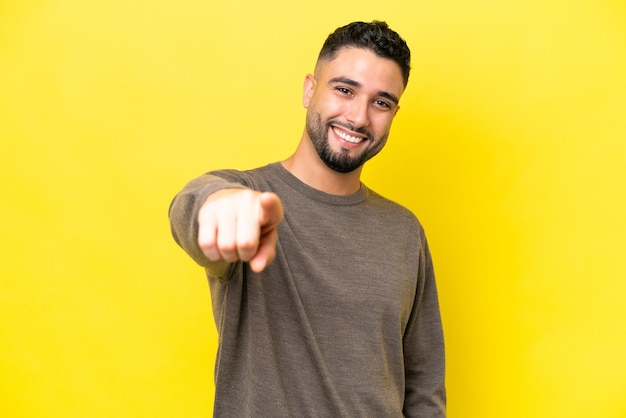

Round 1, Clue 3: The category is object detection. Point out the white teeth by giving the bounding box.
[333,127,364,144]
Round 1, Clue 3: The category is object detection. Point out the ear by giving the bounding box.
[302,74,316,108]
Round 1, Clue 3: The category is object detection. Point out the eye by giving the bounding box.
[336,86,353,95]
[374,99,392,109]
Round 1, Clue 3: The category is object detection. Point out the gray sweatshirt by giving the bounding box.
[169,162,446,417]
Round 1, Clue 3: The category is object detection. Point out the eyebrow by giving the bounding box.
[328,76,400,105]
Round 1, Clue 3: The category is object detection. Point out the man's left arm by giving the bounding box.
[403,237,447,417]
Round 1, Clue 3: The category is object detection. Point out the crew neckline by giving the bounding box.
[267,162,368,206]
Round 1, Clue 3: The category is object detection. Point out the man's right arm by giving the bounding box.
[169,174,283,275]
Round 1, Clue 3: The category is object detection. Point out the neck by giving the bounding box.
[281,131,363,196]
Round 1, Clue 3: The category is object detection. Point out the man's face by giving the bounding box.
[303,47,405,173]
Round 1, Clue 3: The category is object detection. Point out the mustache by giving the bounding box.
[328,119,374,142]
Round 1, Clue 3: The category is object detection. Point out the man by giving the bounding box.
[169,21,446,417]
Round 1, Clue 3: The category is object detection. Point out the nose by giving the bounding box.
[346,97,370,128]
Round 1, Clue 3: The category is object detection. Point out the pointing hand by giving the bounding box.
[197,189,284,272]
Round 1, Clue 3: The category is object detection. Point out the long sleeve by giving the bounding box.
[402,236,447,417]
[169,163,446,417]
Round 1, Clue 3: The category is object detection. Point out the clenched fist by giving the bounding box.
[197,189,284,272]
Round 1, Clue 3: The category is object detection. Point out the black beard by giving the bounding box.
[306,111,376,174]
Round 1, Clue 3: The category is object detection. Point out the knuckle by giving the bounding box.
[237,238,257,252]
[198,237,215,252]
[217,240,237,254]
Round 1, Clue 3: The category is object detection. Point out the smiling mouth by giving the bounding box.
[332,127,366,144]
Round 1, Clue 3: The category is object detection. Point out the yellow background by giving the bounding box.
[2,0,625,416]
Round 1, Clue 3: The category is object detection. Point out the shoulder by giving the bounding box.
[207,163,280,192]
[365,187,421,222]
[364,187,426,237]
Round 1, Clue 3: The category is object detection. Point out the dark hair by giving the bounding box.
[317,21,411,86]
